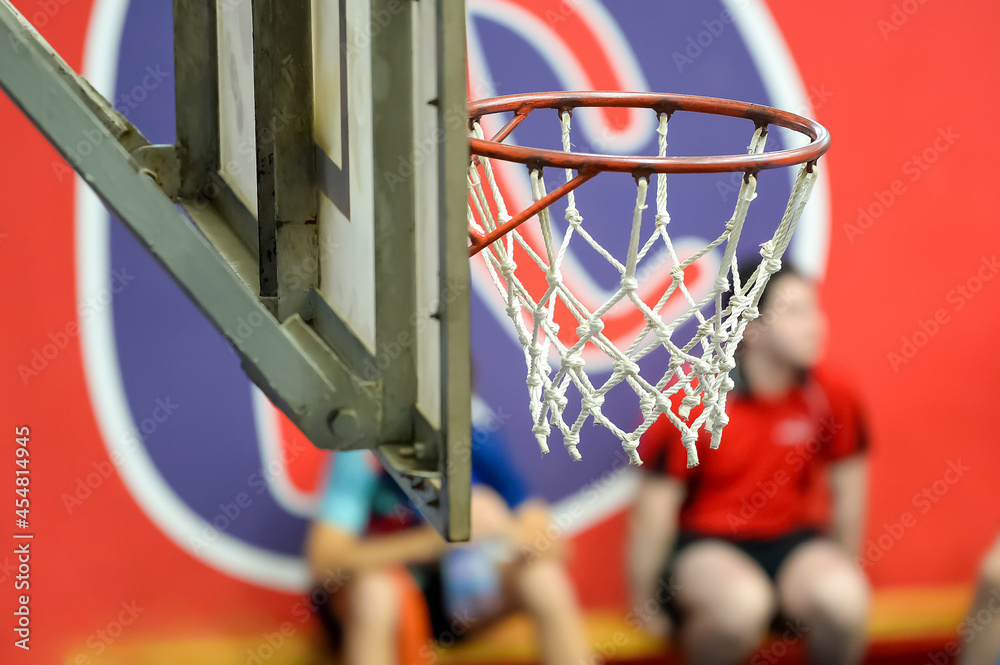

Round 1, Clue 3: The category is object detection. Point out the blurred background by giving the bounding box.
[2,0,999,663]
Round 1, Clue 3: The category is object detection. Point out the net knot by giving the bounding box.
[743,306,760,321]
[577,318,604,339]
[621,276,638,292]
[720,374,735,393]
[639,392,656,415]
[679,393,701,419]
[707,407,726,446]
[532,421,551,454]
[622,437,642,465]
[728,294,749,312]
[562,353,585,372]
[702,387,717,407]
[544,385,569,411]
[655,327,673,346]
[692,358,711,376]
[711,328,729,345]
[565,207,583,227]
[613,357,641,378]
[654,212,670,228]
[759,242,781,273]
[581,393,605,413]
[669,266,685,284]
[545,271,561,288]
[681,430,700,467]
[714,276,729,293]
[564,433,582,462]
[526,370,543,389]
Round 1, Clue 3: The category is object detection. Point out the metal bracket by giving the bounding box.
[132,145,181,199]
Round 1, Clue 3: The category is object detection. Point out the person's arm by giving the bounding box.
[306,450,448,581]
[468,424,559,555]
[628,474,685,615]
[304,521,447,581]
[829,454,867,558]
[514,498,552,538]
[465,482,557,557]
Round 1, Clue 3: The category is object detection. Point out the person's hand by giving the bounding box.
[510,501,566,561]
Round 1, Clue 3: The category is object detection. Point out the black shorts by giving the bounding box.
[659,528,820,625]
[311,564,458,651]
[419,564,459,643]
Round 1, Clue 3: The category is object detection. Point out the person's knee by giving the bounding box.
[690,609,770,655]
[979,540,1000,590]
[515,559,576,616]
[690,574,775,645]
[722,576,775,633]
[804,566,870,632]
[345,570,400,630]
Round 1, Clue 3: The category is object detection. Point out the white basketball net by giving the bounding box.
[467,111,818,466]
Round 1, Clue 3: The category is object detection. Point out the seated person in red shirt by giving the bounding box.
[304,413,591,665]
[628,263,870,665]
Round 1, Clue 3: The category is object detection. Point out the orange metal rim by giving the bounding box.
[468,91,831,176]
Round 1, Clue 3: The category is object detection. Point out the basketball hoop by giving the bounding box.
[467,91,830,466]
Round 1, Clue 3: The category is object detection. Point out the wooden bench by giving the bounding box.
[438,585,973,664]
[93,585,973,665]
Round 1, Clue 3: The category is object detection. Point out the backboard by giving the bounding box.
[211,0,471,539]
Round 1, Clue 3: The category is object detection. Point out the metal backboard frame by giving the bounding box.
[0,0,470,540]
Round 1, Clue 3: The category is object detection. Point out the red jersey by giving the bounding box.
[639,367,868,539]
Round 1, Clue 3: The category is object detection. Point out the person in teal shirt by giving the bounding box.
[304,419,592,665]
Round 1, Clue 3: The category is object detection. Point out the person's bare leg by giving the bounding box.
[510,557,592,665]
[960,535,1000,665]
[673,540,776,665]
[465,486,591,665]
[777,540,869,665]
[339,569,400,665]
